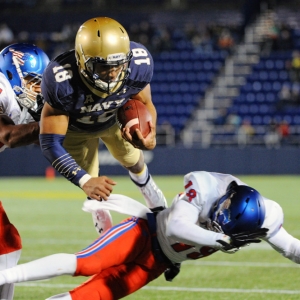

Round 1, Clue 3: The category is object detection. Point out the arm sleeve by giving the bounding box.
[266,226,300,264]
[39,133,89,187]
[166,199,228,249]
[263,199,300,264]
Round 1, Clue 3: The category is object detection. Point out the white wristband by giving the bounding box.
[79,174,92,188]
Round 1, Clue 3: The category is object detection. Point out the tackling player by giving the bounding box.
[0,42,50,300]
[39,17,167,234]
[0,171,299,300]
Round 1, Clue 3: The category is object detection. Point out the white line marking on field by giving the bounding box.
[182,261,300,268]
[142,286,300,294]
[16,282,300,294]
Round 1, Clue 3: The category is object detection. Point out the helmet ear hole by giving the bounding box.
[6,70,13,80]
[226,181,238,192]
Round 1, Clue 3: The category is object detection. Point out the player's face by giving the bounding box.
[93,63,126,83]
[23,75,41,101]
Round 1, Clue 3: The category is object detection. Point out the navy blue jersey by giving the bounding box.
[41,41,153,132]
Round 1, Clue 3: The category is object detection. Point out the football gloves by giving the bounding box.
[164,263,181,282]
[217,227,269,254]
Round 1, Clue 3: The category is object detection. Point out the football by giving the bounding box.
[116,99,152,140]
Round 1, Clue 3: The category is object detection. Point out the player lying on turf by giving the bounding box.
[0,171,299,300]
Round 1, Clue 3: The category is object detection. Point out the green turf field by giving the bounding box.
[0,174,300,300]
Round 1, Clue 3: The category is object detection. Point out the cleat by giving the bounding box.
[132,175,167,209]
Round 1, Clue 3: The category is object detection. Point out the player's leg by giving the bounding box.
[64,130,113,234]
[0,254,76,285]
[101,123,167,209]
[0,218,148,286]
[70,262,166,300]
[127,152,167,209]
[0,201,22,300]
[45,218,154,300]
[69,218,167,300]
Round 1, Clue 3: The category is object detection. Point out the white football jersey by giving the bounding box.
[0,72,34,152]
[156,171,284,263]
[83,172,299,265]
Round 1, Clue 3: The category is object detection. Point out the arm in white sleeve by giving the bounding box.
[265,226,300,264]
[261,199,300,263]
[166,199,229,249]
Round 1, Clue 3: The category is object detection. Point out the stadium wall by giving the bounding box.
[1,146,300,176]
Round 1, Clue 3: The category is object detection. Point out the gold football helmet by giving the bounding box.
[75,17,132,95]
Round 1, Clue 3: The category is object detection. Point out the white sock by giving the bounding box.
[0,250,21,272]
[129,164,149,186]
[0,249,21,300]
[0,283,14,300]
[0,254,76,284]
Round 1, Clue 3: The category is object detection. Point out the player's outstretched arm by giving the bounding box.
[0,114,39,148]
[40,103,116,199]
[266,226,300,264]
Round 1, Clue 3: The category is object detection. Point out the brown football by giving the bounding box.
[116,99,152,139]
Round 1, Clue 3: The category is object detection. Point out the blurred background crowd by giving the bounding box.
[1,0,300,149]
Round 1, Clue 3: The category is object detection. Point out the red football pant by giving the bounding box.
[70,217,168,300]
[0,202,22,254]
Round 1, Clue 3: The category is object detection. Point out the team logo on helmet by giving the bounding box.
[214,193,235,226]
[9,48,37,69]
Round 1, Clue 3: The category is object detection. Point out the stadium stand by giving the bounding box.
[182,8,300,148]
[1,2,299,147]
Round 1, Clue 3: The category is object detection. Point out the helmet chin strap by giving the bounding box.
[94,71,122,92]
[206,218,224,233]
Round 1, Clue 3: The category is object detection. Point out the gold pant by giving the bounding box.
[63,122,140,177]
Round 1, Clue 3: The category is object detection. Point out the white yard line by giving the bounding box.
[16,282,300,295]
[142,286,300,294]
[182,261,300,268]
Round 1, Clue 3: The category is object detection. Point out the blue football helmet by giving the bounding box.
[211,182,266,235]
[0,43,50,116]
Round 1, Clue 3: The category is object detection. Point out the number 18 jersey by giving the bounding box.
[41,41,153,132]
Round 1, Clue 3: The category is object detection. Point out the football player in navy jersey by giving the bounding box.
[40,17,167,233]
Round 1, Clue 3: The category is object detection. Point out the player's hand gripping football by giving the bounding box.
[217,227,269,254]
[122,121,156,150]
[82,176,117,201]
